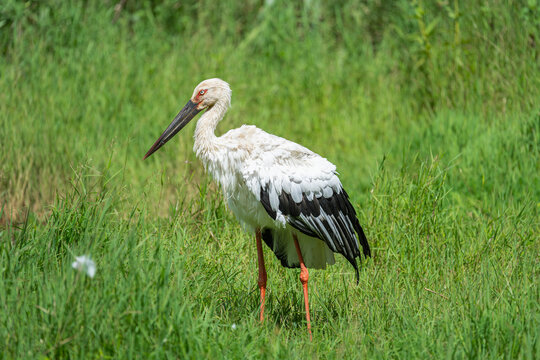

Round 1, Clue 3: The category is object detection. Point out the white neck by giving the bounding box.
[193,100,228,159]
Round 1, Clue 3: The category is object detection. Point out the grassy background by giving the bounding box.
[0,0,539,358]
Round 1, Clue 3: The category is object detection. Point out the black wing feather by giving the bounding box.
[259,186,371,282]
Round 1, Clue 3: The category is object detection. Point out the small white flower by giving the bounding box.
[72,255,96,278]
[231,323,237,330]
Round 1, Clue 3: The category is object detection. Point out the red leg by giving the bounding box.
[293,234,312,340]
[256,228,267,322]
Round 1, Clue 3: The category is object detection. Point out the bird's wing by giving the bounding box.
[237,127,371,275]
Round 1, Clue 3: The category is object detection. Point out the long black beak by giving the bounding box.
[143,100,201,160]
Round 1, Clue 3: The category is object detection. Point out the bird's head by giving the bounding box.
[191,78,231,111]
[143,78,231,160]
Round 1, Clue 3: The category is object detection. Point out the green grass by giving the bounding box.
[1,0,539,358]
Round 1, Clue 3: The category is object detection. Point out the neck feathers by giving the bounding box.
[193,99,229,159]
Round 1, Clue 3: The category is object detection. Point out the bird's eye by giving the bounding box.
[199,90,206,96]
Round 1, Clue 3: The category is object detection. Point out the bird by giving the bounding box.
[143,78,371,339]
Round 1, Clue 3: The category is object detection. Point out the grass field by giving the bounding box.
[1,1,539,358]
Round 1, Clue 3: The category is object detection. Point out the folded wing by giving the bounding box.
[241,133,370,280]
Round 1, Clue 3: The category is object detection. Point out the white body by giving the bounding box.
[196,122,338,268]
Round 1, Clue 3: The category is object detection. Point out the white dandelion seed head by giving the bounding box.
[72,255,96,278]
[231,323,237,330]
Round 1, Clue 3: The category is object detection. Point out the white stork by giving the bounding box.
[144,78,371,339]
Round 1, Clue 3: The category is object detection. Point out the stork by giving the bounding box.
[144,79,371,339]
